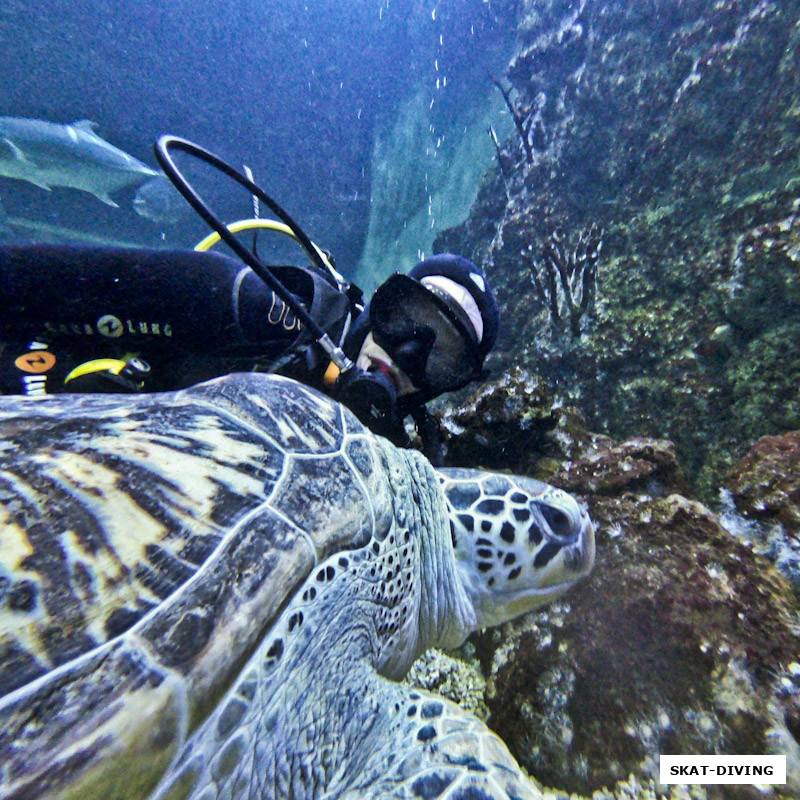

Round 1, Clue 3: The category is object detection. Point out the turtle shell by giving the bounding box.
[0,373,396,800]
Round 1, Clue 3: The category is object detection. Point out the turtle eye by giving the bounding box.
[537,503,577,543]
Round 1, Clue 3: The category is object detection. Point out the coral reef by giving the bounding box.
[554,436,689,498]
[726,431,800,539]
[720,432,800,594]
[528,224,604,337]
[403,648,489,722]
[475,486,799,797]
[434,0,800,499]
[415,2,800,794]
[435,366,610,477]
[437,371,800,799]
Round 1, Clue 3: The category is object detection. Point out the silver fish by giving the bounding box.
[0,117,159,207]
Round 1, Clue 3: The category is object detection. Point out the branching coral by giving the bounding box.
[528,223,604,337]
[489,73,542,166]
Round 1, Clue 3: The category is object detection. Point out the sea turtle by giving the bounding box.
[0,373,594,800]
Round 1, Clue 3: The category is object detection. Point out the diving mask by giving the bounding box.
[369,273,483,396]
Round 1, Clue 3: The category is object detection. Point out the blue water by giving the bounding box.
[0,0,516,272]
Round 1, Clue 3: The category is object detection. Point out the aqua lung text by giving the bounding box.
[42,316,173,338]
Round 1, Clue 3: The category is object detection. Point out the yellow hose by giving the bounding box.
[193,218,345,285]
[65,358,128,383]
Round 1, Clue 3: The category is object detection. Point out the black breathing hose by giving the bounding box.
[154,135,354,372]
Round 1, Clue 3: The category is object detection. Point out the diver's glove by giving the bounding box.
[335,366,409,446]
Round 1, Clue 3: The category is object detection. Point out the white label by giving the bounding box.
[660,755,785,784]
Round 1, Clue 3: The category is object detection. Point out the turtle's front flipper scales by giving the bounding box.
[343,681,545,800]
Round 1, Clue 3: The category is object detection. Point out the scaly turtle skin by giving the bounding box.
[0,373,594,800]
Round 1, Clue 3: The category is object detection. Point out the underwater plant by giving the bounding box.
[489,73,540,166]
[528,223,603,337]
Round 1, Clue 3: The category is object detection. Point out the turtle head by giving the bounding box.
[437,468,595,631]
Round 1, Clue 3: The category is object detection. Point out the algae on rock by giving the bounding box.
[433,0,800,499]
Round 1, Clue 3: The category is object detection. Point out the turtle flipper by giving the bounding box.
[345,683,545,800]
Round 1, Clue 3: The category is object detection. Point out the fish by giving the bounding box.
[0,116,159,207]
[133,174,190,225]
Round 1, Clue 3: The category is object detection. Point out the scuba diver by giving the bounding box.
[0,137,500,461]
[0,247,498,458]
